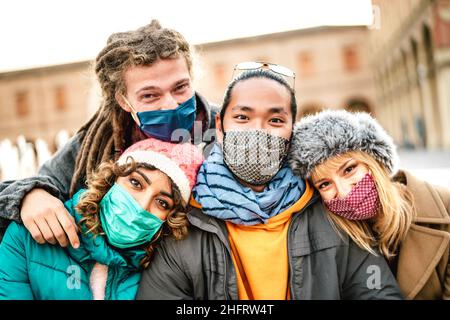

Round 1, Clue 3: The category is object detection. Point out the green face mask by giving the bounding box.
[99,183,164,249]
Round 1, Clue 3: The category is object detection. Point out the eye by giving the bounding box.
[156,198,171,210]
[174,83,189,93]
[344,165,356,174]
[318,181,331,190]
[128,178,142,189]
[234,115,249,121]
[269,118,285,124]
[140,93,158,101]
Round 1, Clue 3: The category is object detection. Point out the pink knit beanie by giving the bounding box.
[117,138,204,203]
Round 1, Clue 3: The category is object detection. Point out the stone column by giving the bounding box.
[416,29,442,149]
[405,44,426,148]
[397,53,415,148]
[435,53,450,149]
[432,0,450,149]
[385,63,402,144]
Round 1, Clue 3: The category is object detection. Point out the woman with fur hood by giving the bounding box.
[288,109,450,300]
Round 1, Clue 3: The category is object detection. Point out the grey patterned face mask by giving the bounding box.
[222,130,290,185]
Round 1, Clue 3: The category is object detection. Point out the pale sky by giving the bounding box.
[0,0,374,73]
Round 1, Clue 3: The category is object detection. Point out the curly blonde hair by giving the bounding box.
[75,158,189,269]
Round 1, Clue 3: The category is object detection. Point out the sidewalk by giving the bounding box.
[398,149,450,188]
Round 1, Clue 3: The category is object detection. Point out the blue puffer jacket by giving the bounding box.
[0,190,147,300]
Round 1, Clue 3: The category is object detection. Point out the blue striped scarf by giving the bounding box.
[192,143,306,225]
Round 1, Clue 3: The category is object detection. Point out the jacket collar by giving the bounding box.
[393,170,450,299]
[195,91,216,134]
[188,197,231,250]
[396,224,450,299]
[288,195,346,257]
[188,191,341,257]
[393,170,450,224]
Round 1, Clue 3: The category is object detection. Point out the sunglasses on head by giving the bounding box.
[232,61,296,89]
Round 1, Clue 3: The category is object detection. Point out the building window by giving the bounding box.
[343,45,360,72]
[55,86,67,111]
[16,91,30,117]
[345,98,371,113]
[297,51,315,77]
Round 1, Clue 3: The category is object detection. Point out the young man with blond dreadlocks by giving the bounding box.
[0,20,218,248]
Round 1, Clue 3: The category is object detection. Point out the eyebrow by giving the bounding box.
[232,105,254,112]
[159,190,174,199]
[135,170,173,199]
[136,86,158,95]
[135,170,151,185]
[231,105,289,116]
[313,177,327,186]
[338,158,355,173]
[136,78,190,95]
[173,78,191,87]
[268,107,289,116]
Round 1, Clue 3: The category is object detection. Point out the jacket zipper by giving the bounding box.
[222,243,231,300]
[189,213,234,300]
[287,194,320,300]
[105,266,116,300]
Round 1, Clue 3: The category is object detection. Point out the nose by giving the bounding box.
[334,180,353,199]
[137,192,154,212]
[160,94,179,110]
[253,120,265,131]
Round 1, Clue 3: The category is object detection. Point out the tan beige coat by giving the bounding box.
[394,170,450,300]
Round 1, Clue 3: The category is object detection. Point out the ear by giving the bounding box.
[115,91,131,113]
[215,112,224,144]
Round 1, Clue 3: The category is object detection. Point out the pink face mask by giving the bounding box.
[323,173,380,220]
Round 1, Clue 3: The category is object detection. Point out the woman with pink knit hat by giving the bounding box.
[0,138,203,300]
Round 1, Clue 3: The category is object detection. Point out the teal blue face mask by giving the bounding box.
[123,94,197,142]
[99,183,164,249]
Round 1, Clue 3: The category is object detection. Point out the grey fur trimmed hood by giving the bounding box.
[288,109,399,179]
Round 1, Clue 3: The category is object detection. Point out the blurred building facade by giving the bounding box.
[371,0,450,150]
[0,26,376,148]
[0,61,98,151]
[1,6,449,152]
[195,26,376,120]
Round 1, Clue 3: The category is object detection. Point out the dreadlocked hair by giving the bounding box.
[75,158,189,269]
[70,19,194,196]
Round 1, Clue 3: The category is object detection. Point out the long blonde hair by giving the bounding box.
[311,150,416,259]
